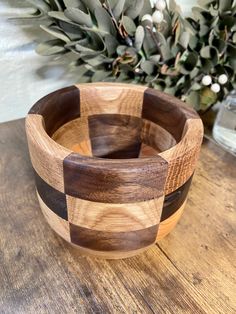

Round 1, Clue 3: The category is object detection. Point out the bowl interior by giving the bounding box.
[31,83,196,159]
[52,103,177,160]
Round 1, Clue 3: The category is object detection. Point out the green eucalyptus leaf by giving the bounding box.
[48,11,77,24]
[186,91,200,109]
[92,70,111,82]
[227,43,236,57]
[149,54,161,64]
[64,8,93,27]
[117,45,127,55]
[104,34,119,56]
[36,39,65,55]
[48,0,63,11]
[200,46,219,65]
[169,0,181,13]
[179,31,190,49]
[63,0,81,8]
[135,25,145,51]
[141,60,156,75]
[122,16,136,36]
[125,0,144,19]
[40,25,70,42]
[201,59,213,73]
[219,0,232,12]
[94,6,116,36]
[139,0,152,18]
[164,87,177,95]
[219,16,236,30]
[211,38,226,54]
[199,24,209,37]
[81,0,101,12]
[112,0,125,20]
[189,35,198,50]
[233,32,236,43]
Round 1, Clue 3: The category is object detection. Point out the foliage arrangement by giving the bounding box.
[18,0,236,111]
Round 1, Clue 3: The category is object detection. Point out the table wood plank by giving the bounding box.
[0,119,235,314]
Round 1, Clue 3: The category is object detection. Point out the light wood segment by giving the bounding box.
[52,116,92,156]
[76,83,147,118]
[139,143,160,157]
[157,200,186,240]
[71,140,92,156]
[25,114,72,193]
[37,191,70,243]
[160,118,203,194]
[141,119,176,152]
[67,196,164,232]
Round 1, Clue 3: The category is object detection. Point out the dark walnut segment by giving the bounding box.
[161,175,193,221]
[88,114,142,159]
[63,155,168,203]
[142,88,199,142]
[29,86,80,136]
[34,171,68,220]
[69,223,158,251]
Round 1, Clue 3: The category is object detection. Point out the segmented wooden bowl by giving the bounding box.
[26,83,203,259]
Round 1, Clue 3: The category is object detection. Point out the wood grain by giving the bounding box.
[69,223,158,252]
[34,171,68,220]
[77,83,146,117]
[37,191,70,243]
[52,116,92,156]
[1,119,235,313]
[63,154,168,203]
[88,114,142,158]
[67,196,164,232]
[143,88,200,141]
[25,114,72,193]
[160,118,203,194]
[29,86,80,136]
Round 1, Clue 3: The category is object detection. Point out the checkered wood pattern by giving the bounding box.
[26,83,203,259]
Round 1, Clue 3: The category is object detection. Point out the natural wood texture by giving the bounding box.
[35,171,68,220]
[26,83,203,257]
[25,114,72,193]
[37,191,71,243]
[141,119,176,152]
[160,118,203,194]
[52,116,92,156]
[0,119,235,313]
[63,153,168,203]
[143,88,200,141]
[88,114,142,159]
[29,86,80,136]
[77,83,146,117]
[157,201,186,240]
[67,196,164,232]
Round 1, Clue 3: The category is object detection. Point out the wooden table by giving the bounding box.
[0,119,235,314]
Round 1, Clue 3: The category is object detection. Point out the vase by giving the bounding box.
[25,83,203,259]
[213,92,236,154]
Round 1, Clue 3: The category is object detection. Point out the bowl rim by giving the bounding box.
[26,82,203,169]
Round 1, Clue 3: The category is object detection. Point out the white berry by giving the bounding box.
[141,14,153,23]
[155,0,166,11]
[218,74,228,85]
[202,75,212,86]
[211,83,221,93]
[152,10,164,24]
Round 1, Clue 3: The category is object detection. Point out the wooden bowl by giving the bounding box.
[26,83,203,259]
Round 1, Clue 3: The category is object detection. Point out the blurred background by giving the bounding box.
[0,0,194,122]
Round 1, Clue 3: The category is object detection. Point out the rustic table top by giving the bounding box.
[0,118,235,314]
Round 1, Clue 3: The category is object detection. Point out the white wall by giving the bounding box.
[0,0,196,122]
